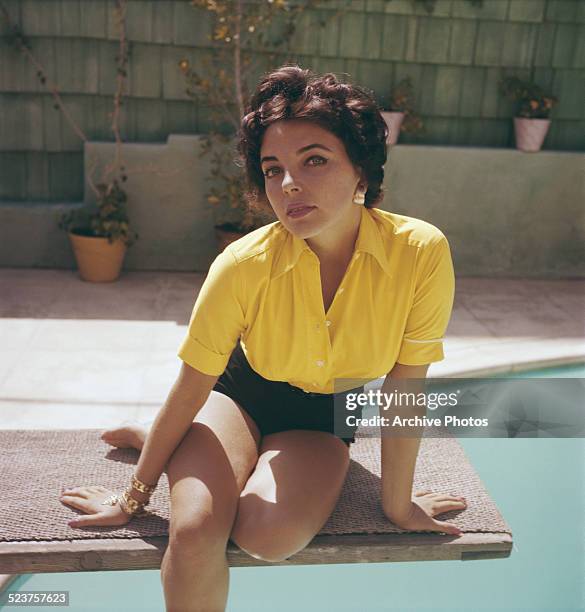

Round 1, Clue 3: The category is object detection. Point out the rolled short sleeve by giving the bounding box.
[177,247,246,376]
[397,236,455,366]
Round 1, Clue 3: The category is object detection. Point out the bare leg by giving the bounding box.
[159,423,235,611]
[160,550,229,612]
[103,393,261,612]
[104,421,229,610]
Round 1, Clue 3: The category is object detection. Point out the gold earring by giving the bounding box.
[353,187,365,206]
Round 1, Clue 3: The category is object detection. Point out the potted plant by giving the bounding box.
[57,0,136,281]
[499,76,559,153]
[1,0,138,281]
[197,131,270,252]
[182,0,353,250]
[58,178,138,282]
[59,0,139,281]
[381,77,424,146]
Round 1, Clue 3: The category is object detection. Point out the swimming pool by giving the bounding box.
[7,363,584,611]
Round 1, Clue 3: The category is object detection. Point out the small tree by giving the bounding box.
[0,0,139,245]
[181,0,354,233]
[386,77,425,135]
[58,0,139,245]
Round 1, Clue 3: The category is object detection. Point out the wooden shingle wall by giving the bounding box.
[0,0,583,202]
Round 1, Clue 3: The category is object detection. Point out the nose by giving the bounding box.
[281,169,301,194]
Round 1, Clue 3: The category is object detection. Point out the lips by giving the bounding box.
[286,202,316,215]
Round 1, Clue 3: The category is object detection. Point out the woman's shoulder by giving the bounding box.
[370,207,447,249]
[222,221,288,265]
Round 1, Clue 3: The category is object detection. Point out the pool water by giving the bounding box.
[7,363,585,611]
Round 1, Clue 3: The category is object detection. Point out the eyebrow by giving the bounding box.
[260,143,333,165]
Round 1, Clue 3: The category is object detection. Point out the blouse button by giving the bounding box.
[316,360,325,367]
[338,287,345,294]
[325,320,332,327]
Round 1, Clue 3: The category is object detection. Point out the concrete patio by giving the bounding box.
[0,268,583,430]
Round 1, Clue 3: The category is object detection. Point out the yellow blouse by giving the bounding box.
[178,205,455,394]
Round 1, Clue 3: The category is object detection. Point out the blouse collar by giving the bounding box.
[272,206,393,279]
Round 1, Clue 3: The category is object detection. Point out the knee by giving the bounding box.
[231,515,308,563]
[170,510,229,559]
[232,533,301,563]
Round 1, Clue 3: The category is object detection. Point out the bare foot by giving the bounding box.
[101,420,149,451]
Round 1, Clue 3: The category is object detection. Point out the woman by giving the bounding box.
[59,65,466,611]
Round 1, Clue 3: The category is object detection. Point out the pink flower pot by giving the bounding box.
[513,117,551,153]
[381,111,405,146]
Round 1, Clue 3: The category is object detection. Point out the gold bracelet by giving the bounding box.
[101,491,150,518]
[124,491,151,518]
[131,473,157,495]
[119,489,147,516]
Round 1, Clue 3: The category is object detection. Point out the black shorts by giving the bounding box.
[212,342,365,447]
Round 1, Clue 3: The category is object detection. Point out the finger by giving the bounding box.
[437,494,467,502]
[60,490,90,500]
[61,487,91,498]
[59,496,83,511]
[59,495,78,506]
[414,490,433,497]
[432,519,462,536]
[68,514,108,528]
[432,500,468,514]
[59,495,93,512]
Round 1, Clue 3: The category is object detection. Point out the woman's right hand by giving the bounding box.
[59,485,132,528]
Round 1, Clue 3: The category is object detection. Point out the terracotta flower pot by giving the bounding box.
[214,225,246,252]
[381,111,405,146]
[68,232,127,282]
[513,117,551,152]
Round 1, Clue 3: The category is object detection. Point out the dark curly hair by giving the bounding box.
[237,64,389,216]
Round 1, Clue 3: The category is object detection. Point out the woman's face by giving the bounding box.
[259,119,365,240]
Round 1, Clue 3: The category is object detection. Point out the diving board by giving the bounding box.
[0,429,512,574]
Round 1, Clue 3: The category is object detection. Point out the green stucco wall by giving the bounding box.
[0,136,583,278]
[1,0,584,202]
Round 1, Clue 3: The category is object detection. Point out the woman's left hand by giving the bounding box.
[384,490,467,536]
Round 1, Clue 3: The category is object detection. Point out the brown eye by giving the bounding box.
[263,155,327,178]
[307,155,327,167]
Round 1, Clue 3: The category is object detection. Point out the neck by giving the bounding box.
[305,206,363,266]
